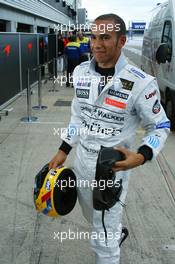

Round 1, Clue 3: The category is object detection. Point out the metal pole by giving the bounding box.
[38,65,42,107]
[27,68,31,118]
[33,65,47,110]
[19,33,23,92]
[52,57,58,92]
[37,34,40,66]
[21,68,38,122]
[53,57,55,90]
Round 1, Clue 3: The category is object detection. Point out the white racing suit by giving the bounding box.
[61,53,170,264]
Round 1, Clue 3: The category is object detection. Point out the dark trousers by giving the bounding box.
[66,59,80,86]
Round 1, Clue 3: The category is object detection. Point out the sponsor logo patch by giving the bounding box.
[50,170,57,176]
[76,80,91,87]
[82,119,122,136]
[76,88,90,99]
[145,90,157,100]
[120,78,134,91]
[80,142,99,154]
[156,121,171,129]
[108,89,129,100]
[80,105,125,123]
[45,179,51,191]
[95,110,125,122]
[152,100,161,114]
[147,136,160,148]
[105,97,127,109]
[130,68,146,79]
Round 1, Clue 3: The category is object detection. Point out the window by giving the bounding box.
[161,20,172,62]
[17,23,32,33]
[0,20,6,32]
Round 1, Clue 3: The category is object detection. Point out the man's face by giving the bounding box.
[79,34,83,40]
[90,19,126,67]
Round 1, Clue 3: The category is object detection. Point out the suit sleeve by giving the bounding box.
[135,79,170,158]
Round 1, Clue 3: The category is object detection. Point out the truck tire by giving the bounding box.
[165,91,175,131]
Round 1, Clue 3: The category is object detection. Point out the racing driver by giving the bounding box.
[49,13,170,264]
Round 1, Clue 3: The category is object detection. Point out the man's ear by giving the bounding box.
[117,35,126,48]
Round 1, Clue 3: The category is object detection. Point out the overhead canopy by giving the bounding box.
[0,0,75,25]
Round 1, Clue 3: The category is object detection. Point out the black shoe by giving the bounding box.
[66,83,70,87]
[119,227,129,247]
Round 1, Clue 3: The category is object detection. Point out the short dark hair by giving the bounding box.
[95,13,126,36]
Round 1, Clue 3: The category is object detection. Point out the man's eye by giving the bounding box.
[102,35,110,40]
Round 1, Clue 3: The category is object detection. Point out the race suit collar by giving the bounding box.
[114,52,128,75]
[88,52,128,75]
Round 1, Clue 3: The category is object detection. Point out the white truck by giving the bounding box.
[141,0,175,130]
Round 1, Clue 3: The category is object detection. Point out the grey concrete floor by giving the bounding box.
[0,68,175,264]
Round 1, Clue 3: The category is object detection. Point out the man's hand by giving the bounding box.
[112,147,145,172]
[49,150,67,170]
